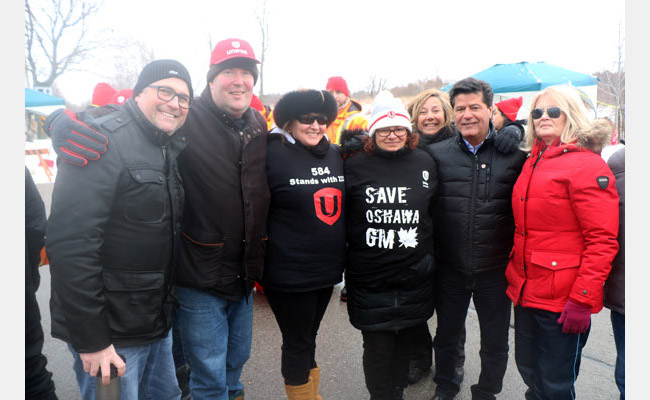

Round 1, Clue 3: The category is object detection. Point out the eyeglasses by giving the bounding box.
[297,114,329,125]
[531,107,562,120]
[148,85,192,109]
[375,127,408,137]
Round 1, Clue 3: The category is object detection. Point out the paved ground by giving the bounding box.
[35,182,620,399]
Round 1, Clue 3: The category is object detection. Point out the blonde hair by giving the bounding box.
[523,86,592,151]
[407,89,454,133]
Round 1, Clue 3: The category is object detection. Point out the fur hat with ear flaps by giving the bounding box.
[273,89,338,129]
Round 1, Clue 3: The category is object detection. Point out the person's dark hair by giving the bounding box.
[449,77,493,108]
[361,132,419,153]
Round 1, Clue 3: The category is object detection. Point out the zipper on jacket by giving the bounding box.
[468,154,479,271]
[162,145,167,160]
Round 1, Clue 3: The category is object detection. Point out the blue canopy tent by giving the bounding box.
[25,88,66,116]
[441,62,599,118]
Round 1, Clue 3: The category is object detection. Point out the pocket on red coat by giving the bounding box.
[527,251,581,301]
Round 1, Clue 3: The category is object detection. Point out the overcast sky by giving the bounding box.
[51,0,625,104]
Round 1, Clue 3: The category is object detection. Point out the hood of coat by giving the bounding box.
[574,119,613,154]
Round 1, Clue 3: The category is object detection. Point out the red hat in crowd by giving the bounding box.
[92,82,117,107]
[495,96,523,122]
[210,38,260,66]
[111,89,133,105]
[250,94,264,112]
[326,76,350,98]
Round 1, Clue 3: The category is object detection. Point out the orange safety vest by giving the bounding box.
[326,99,362,145]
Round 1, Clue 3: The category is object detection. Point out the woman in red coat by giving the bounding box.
[505,86,619,400]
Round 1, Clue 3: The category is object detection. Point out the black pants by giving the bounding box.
[26,271,57,400]
[514,306,590,400]
[410,322,466,370]
[362,326,420,400]
[433,268,511,400]
[265,287,333,385]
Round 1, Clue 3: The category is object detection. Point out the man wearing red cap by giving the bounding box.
[170,38,269,400]
[326,76,363,144]
[492,96,525,144]
[45,38,269,400]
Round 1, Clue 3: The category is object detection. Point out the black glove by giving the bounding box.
[493,126,521,154]
[46,110,108,167]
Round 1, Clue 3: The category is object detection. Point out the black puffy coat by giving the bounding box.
[174,87,270,301]
[604,147,625,314]
[344,146,437,332]
[425,127,526,275]
[48,99,187,352]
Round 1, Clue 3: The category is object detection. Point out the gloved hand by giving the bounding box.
[492,126,521,154]
[557,299,592,334]
[46,110,108,167]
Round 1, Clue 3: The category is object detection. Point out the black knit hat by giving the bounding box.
[133,59,193,99]
[273,89,338,129]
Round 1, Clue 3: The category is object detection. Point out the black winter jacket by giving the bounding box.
[604,147,625,314]
[47,99,187,352]
[174,87,270,301]
[344,146,437,332]
[425,126,526,275]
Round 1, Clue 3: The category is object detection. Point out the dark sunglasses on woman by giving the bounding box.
[531,107,562,119]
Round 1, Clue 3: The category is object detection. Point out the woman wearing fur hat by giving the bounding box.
[505,86,619,399]
[343,92,438,400]
[262,89,345,400]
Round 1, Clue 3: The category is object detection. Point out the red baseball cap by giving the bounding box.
[209,38,260,66]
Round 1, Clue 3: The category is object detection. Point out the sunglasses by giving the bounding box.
[531,107,562,120]
[297,114,329,125]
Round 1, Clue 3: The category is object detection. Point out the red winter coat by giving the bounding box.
[505,131,619,314]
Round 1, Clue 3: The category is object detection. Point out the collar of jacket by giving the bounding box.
[530,137,582,160]
[372,144,411,159]
[124,98,176,147]
[416,125,455,148]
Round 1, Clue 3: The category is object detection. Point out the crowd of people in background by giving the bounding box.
[25,36,625,400]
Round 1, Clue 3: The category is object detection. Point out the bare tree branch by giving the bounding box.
[254,0,269,101]
[25,0,103,88]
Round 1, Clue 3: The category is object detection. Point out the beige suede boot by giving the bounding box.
[284,376,314,400]
[310,366,323,400]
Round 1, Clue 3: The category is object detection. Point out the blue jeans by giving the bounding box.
[514,306,590,400]
[69,331,180,400]
[175,287,253,400]
[611,310,625,400]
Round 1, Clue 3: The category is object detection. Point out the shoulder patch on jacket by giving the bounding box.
[596,176,609,189]
[99,113,131,133]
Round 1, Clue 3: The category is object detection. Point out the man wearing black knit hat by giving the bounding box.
[47,59,192,399]
[46,38,269,400]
